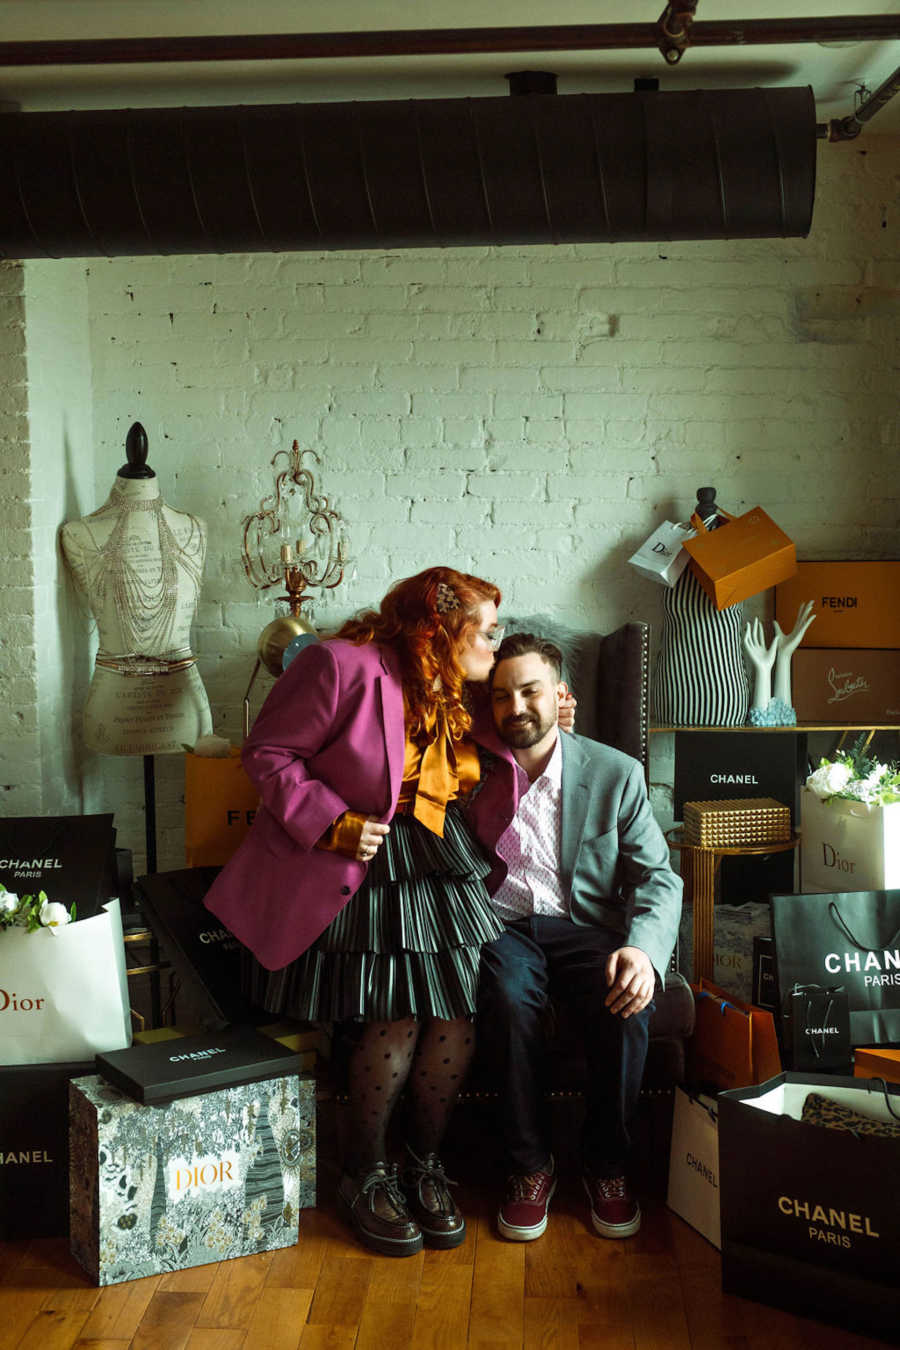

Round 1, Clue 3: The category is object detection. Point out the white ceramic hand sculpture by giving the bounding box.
[742,617,778,713]
[773,599,817,706]
[742,601,816,725]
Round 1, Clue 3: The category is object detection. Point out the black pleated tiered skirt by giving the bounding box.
[245,802,504,1022]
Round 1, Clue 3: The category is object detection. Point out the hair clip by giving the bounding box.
[435,581,460,614]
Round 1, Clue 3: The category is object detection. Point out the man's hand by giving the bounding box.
[605,946,655,1018]
[558,683,577,734]
[356,819,390,863]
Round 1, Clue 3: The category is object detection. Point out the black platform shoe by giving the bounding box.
[401,1146,466,1249]
[338,1161,423,1257]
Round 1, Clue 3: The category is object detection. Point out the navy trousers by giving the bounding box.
[477,916,655,1174]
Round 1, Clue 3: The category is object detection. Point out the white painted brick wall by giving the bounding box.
[8,136,900,875]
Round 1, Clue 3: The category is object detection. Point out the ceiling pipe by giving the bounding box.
[827,62,900,139]
[0,17,898,67]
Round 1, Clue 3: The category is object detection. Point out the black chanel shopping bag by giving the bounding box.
[718,1072,900,1342]
[771,890,900,1047]
[786,984,852,1074]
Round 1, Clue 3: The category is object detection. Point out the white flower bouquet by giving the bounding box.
[0,884,76,933]
[805,741,900,808]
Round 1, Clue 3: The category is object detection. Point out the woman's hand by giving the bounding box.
[357,819,390,863]
[558,684,577,734]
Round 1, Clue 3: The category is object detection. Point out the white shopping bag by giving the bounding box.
[627,520,696,587]
[800,788,900,893]
[667,1084,721,1248]
[0,899,132,1065]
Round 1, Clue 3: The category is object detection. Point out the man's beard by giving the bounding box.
[500,711,556,748]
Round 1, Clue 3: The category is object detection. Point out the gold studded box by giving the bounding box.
[68,1069,314,1285]
[683,798,792,848]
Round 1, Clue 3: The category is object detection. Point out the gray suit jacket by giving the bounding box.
[468,727,682,982]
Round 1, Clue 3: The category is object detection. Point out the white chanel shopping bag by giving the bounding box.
[0,899,132,1065]
[627,520,696,587]
[667,1085,721,1247]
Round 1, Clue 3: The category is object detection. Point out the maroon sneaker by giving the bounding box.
[583,1171,641,1238]
[497,1156,556,1241]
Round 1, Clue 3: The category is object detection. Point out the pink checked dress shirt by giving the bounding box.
[490,734,569,921]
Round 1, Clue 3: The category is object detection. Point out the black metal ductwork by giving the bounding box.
[0,87,816,259]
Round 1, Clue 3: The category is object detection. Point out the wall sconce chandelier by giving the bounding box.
[241,439,349,617]
[240,440,351,728]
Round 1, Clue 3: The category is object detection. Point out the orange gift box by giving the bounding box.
[775,560,900,649]
[854,1046,900,1085]
[683,507,797,610]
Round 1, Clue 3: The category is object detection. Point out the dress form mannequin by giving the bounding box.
[652,486,750,726]
[60,424,213,755]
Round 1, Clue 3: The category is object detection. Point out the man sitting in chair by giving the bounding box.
[469,632,681,1242]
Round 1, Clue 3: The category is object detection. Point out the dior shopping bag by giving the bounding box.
[800,788,900,893]
[771,889,900,1046]
[687,978,781,1092]
[785,983,852,1074]
[666,1085,720,1248]
[627,519,696,587]
[0,899,132,1066]
[682,506,797,610]
[718,1073,900,1341]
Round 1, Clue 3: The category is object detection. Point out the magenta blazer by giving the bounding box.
[204,638,409,971]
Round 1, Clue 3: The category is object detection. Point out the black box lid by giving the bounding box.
[95,1024,299,1105]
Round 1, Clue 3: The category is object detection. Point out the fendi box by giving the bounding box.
[133,867,256,1027]
[0,813,116,920]
[776,560,900,650]
[674,732,804,821]
[792,649,900,724]
[96,1024,299,1104]
[0,1059,93,1239]
[69,1069,314,1285]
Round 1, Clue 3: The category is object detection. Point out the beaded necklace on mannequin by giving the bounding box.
[81,424,203,656]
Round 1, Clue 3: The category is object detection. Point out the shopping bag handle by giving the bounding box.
[689,508,735,535]
[683,1087,718,1122]
[867,1077,900,1121]
[828,902,900,954]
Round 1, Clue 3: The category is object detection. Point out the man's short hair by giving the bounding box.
[492,632,564,682]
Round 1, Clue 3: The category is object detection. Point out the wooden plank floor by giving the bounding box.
[0,1162,894,1350]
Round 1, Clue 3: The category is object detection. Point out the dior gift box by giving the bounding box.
[69,1027,315,1285]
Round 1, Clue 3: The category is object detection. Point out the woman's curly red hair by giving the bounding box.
[336,566,501,739]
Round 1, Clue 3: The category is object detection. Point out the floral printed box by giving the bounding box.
[69,1072,314,1285]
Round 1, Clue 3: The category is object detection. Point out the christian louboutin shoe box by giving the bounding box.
[791,649,900,724]
[69,1027,315,1285]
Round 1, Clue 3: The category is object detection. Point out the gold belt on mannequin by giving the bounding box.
[94,652,197,677]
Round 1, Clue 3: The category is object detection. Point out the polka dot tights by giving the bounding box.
[345,1016,476,1172]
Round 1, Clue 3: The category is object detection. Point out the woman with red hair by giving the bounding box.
[205,565,508,1256]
